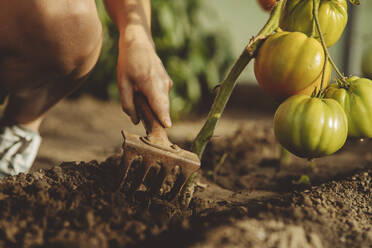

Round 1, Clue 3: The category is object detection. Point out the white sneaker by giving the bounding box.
[0,125,41,178]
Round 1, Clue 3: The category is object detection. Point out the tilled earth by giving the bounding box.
[0,123,371,248]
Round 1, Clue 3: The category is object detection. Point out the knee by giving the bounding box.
[46,1,103,77]
[22,0,103,78]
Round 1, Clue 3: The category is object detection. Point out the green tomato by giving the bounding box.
[274,95,348,158]
[280,0,348,47]
[254,31,331,100]
[325,77,372,138]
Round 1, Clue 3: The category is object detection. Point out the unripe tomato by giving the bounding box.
[254,31,331,100]
[257,0,276,11]
[325,77,372,138]
[280,0,348,47]
[297,61,331,96]
[274,95,348,158]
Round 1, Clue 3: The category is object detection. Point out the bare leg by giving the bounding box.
[0,0,103,131]
[0,0,103,176]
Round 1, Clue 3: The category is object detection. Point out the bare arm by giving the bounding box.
[104,0,151,33]
[104,0,172,127]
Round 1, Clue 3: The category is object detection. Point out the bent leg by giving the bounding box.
[0,0,103,130]
[0,0,102,176]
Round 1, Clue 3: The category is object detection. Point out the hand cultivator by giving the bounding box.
[120,93,200,201]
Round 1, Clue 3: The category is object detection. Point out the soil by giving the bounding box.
[0,87,371,248]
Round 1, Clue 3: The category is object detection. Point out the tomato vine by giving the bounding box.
[192,0,360,157]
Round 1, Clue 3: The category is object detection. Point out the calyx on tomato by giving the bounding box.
[280,0,348,47]
[274,95,348,158]
[254,31,331,101]
[325,76,372,138]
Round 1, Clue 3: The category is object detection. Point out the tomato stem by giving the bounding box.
[312,0,347,91]
[191,0,285,158]
[313,0,328,97]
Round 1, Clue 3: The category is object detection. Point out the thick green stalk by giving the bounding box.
[191,0,285,158]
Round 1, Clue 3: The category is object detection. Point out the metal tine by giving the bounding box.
[148,163,170,194]
[167,166,195,202]
[128,162,154,193]
[143,163,161,189]
[132,156,154,191]
[165,170,185,201]
[120,152,140,183]
[160,164,180,195]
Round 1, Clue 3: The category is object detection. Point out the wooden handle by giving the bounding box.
[134,92,170,145]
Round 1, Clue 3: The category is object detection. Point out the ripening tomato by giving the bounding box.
[274,95,348,158]
[280,0,348,47]
[254,31,331,100]
[325,77,372,138]
[257,0,276,11]
[297,60,331,96]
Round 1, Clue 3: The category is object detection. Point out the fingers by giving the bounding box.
[118,76,139,125]
[142,78,173,128]
[116,41,173,128]
[118,73,173,128]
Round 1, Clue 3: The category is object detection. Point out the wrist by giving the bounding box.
[119,24,154,47]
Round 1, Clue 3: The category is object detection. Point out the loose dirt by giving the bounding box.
[0,92,371,248]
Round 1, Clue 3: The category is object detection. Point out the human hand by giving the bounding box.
[116,27,173,128]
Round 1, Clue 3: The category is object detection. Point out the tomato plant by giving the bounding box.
[257,0,276,11]
[193,0,361,160]
[274,95,348,158]
[254,31,331,100]
[280,0,348,47]
[325,77,372,138]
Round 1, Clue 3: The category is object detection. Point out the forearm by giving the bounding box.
[104,0,151,38]
[104,0,172,128]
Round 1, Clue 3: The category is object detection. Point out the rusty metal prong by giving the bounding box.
[121,131,201,199]
[120,152,139,184]
[129,157,154,192]
[148,164,168,195]
[165,172,186,201]
[159,164,180,195]
[167,166,196,201]
[168,164,198,201]
[143,163,161,189]
[139,160,154,185]
[129,164,155,194]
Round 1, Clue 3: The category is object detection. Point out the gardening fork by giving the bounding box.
[120,93,200,201]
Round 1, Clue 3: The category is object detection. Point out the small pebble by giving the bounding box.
[303,196,313,207]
